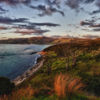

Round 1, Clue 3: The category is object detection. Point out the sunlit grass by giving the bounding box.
[54,73,85,98]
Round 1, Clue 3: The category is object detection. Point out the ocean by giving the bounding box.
[0,44,49,80]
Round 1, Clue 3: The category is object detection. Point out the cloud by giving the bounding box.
[90,9,100,15]
[91,24,100,27]
[0,0,97,17]
[0,0,96,12]
[92,28,100,31]
[65,0,95,12]
[80,17,100,32]
[0,16,28,24]
[66,0,94,10]
[0,0,31,5]
[0,0,62,8]
[87,0,100,15]
[0,0,65,16]
[80,21,93,26]
[30,22,60,27]
[13,24,36,30]
[0,17,60,36]
[1,37,7,39]
[81,28,91,32]
[80,18,100,28]
[84,0,95,3]
[0,6,8,14]
[15,29,49,35]
[0,6,7,12]
[66,0,80,10]
[29,5,64,16]
[80,17,99,27]
[95,0,100,7]
[13,22,60,31]
[0,26,8,30]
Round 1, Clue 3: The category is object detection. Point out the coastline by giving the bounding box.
[12,45,51,86]
[12,55,45,86]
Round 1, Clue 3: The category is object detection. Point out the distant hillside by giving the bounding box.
[0,37,100,44]
[0,37,78,44]
[0,37,55,44]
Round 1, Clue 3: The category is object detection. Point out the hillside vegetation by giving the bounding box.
[0,38,100,100]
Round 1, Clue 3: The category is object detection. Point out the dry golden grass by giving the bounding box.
[54,73,69,97]
[67,78,84,93]
[54,73,84,97]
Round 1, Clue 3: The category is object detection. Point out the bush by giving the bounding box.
[95,53,100,61]
[82,75,100,96]
[0,77,15,95]
[77,53,94,62]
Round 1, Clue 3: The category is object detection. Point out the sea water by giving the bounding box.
[0,44,49,79]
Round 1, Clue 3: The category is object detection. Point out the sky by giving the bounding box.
[0,0,100,40]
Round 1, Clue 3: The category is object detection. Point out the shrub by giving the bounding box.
[82,75,100,96]
[77,53,94,62]
[0,77,15,95]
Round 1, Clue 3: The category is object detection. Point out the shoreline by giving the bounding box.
[12,56,45,86]
[12,45,51,86]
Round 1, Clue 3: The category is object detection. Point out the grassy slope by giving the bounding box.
[1,38,100,100]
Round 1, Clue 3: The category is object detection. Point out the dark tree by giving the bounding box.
[0,77,15,95]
